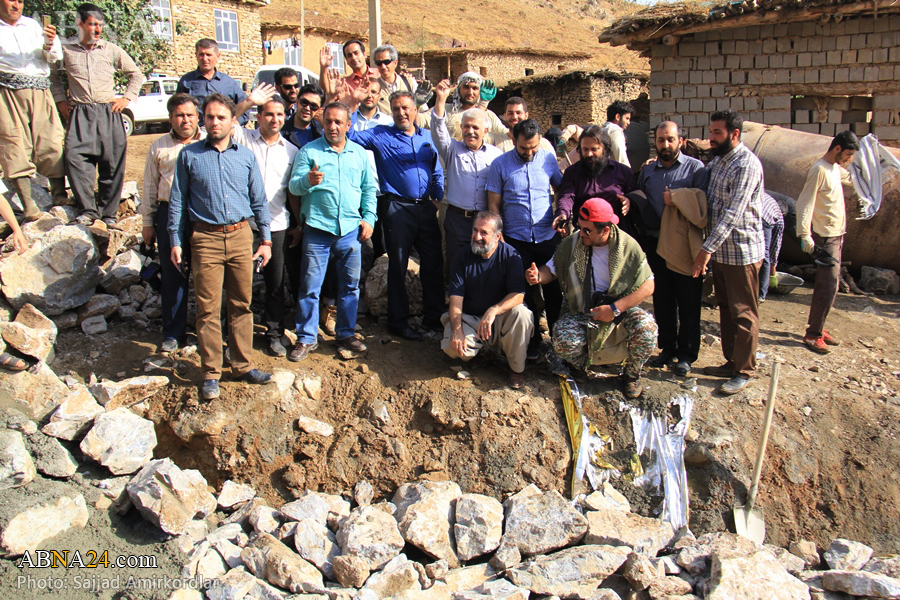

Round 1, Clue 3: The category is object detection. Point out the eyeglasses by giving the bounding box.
[298,98,320,111]
[374,59,394,67]
[281,83,299,89]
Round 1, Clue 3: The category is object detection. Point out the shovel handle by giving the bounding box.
[746,361,780,510]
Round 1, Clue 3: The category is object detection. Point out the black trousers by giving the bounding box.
[262,229,292,338]
[647,247,703,363]
[65,103,126,220]
[383,195,445,330]
[506,234,562,351]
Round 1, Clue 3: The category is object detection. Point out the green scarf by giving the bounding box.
[554,225,653,355]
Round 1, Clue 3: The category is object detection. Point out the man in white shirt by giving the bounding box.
[492,97,555,155]
[0,0,67,219]
[232,97,299,356]
[600,101,633,168]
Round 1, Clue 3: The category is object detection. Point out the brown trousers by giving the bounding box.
[806,235,842,338]
[712,260,761,378]
[0,87,64,179]
[191,225,255,380]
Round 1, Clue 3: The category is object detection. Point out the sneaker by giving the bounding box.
[648,352,674,368]
[508,369,525,390]
[268,337,287,357]
[719,375,751,395]
[623,377,643,399]
[200,379,220,400]
[703,363,735,378]
[804,336,831,354]
[161,338,178,353]
[338,337,367,353]
[289,341,318,362]
[822,330,840,346]
[673,360,691,377]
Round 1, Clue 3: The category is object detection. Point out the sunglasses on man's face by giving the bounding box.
[298,98,320,111]
[374,59,394,67]
[281,83,300,89]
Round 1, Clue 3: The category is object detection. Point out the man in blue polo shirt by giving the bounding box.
[348,90,444,341]
[443,212,532,389]
[487,118,564,360]
[177,39,256,126]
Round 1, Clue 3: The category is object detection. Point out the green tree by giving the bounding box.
[29,0,171,76]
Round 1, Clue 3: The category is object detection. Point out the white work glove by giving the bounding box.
[799,235,815,254]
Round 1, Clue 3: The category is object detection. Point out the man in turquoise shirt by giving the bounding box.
[288,102,377,361]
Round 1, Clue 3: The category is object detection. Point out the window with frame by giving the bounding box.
[284,45,302,67]
[214,9,240,52]
[326,42,346,73]
[151,0,172,39]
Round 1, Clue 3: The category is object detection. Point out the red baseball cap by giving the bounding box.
[579,198,619,225]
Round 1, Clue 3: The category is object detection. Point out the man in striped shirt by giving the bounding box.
[693,109,765,396]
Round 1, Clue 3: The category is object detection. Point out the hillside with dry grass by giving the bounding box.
[262,0,649,73]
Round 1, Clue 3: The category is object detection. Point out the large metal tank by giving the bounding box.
[741,122,900,272]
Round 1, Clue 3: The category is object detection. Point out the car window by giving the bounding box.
[163,81,177,95]
[139,82,159,97]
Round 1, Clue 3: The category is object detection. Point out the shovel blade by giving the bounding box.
[733,505,766,545]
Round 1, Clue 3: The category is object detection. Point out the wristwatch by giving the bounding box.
[610,303,621,318]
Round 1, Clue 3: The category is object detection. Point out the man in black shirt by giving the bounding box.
[442,212,533,389]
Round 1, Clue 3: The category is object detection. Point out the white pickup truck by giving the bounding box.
[121,75,180,136]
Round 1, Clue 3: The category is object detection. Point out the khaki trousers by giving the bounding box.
[440,304,534,373]
[712,260,761,378]
[191,225,255,380]
[0,87,64,179]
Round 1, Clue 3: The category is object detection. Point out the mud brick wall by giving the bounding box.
[155,0,263,84]
[521,75,648,133]
[399,52,591,85]
[647,14,900,143]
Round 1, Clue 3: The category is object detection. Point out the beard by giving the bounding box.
[658,147,678,162]
[710,137,735,157]
[471,239,497,256]
[582,155,609,176]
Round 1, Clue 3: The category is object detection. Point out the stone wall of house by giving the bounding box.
[399,52,591,84]
[648,14,900,142]
[521,76,648,132]
[155,0,262,84]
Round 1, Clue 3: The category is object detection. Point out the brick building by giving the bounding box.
[599,0,900,144]
[152,0,266,84]
[398,48,593,84]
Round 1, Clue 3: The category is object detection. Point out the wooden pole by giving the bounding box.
[369,0,382,67]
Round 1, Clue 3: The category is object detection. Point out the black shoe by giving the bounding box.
[421,319,443,333]
[648,352,674,368]
[238,369,273,384]
[673,360,691,377]
[289,341,318,362]
[268,337,287,357]
[389,326,424,341]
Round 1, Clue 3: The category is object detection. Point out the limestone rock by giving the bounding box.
[100,248,142,294]
[41,384,104,440]
[707,548,810,600]
[241,533,324,594]
[865,556,900,579]
[0,480,88,556]
[24,432,77,478]
[183,541,228,581]
[282,494,329,525]
[507,545,631,598]
[365,254,422,317]
[335,505,405,571]
[292,518,340,580]
[0,303,57,361]
[332,554,370,588]
[586,591,624,600]
[218,480,256,509]
[503,489,587,557]
[437,563,497,593]
[393,480,462,566]
[647,576,694,597]
[301,491,351,531]
[205,567,257,600]
[584,508,676,556]
[822,570,900,598]
[766,544,807,575]
[582,484,632,513]
[126,458,217,536]
[454,493,504,561]
[362,554,422,597]
[80,407,156,475]
[790,539,821,569]
[676,532,762,576]
[0,361,68,420]
[453,579,532,600]
[622,551,663,591]
[0,430,36,489]
[52,311,78,329]
[0,224,101,315]
[249,505,283,536]
[355,480,375,507]
[0,407,36,434]
[81,314,107,335]
[490,537,523,571]
[824,538,873,571]
[859,266,900,295]
[297,416,334,437]
[426,559,449,580]
[89,375,169,409]
[48,205,78,223]
[167,590,204,600]
[76,294,120,322]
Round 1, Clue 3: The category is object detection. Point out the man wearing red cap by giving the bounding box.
[527,198,657,398]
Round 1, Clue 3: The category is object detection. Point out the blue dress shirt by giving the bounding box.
[167,139,270,247]
[348,125,444,200]
[486,148,562,243]
[637,153,709,217]
[177,69,249,125]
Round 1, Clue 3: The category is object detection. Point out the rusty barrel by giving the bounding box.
[741,122,900,272]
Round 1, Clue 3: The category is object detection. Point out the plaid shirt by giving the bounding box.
[702,142,765,265]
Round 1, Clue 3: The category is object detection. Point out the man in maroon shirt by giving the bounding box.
[557,124,636,228]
